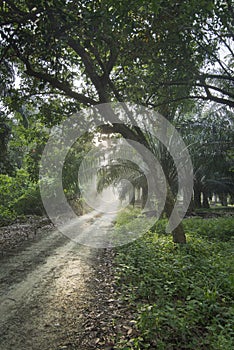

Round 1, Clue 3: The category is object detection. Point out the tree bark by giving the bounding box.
[202,191,210,208]
[194,186,202,208]
[187,197,195,215]
[172,224,187,244]
[219,193,228,206]
[141,186,148,209]
[164,185,186,243]
[130,187,135,207]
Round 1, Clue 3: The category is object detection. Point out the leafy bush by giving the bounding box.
[113,214,234,349]
[0,169,45,224]
[0,170,29,224]
[0,170,28,204]
[0,206,16,225]
[13,184,45,216]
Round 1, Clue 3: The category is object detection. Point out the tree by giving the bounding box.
[0,0,232,242]
[97,158,148,209]
[177,103,234,209]
[0,113,14,174]
[144,0,234,109]
[1,1,232,108]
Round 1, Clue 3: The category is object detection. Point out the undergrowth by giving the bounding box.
[113,210,234,349]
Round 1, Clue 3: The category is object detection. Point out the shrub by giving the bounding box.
[0,170,29,224]
[0,169,45,224]
[13,184,45,216]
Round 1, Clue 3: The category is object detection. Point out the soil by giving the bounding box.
[0,213,135,350]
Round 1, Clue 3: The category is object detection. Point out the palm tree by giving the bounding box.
[97,158,148,209]
[178,104,234,209]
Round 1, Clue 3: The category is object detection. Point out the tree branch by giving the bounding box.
[12,44,97,106]
[106,49,118,76]
[42,5,108,103]
[0,1,40,25]
[147,94,234,108]
[193,36,232,77]
[156,78,234,106]
[198,82,234,99]
[66,37,108,103]
[202,73,234,82]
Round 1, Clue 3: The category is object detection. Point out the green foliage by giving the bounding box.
[0,114,16,175]
[0,170,29,223]
[183,217,234,242]
[151,216,234,242]
[177,105,234,206]
[13,184,45,216]
[110,207,158,245]
[62,133,93,196]
[0,169,44,224]
[113,212,234,349]
[115,207,142,226]
[0,0,233,236]
[1,0,233,113]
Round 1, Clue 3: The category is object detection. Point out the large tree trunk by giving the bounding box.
[187,197,195,215]
[141,186,148,209]
[130,187,135,207]
[229,194,234,205]
[194,186,202,208]
[164,185,186,244]
[219,193,228,206]
[202,191,210,208]
[172,224,187,244]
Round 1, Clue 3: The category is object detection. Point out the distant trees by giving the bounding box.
[178,104,234,209]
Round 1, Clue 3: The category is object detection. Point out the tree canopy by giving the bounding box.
[0,0,233,113]
[0,0,233,243]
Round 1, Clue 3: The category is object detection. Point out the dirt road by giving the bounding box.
[0,210,118,350]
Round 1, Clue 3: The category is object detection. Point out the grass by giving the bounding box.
[113,210,234,349]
